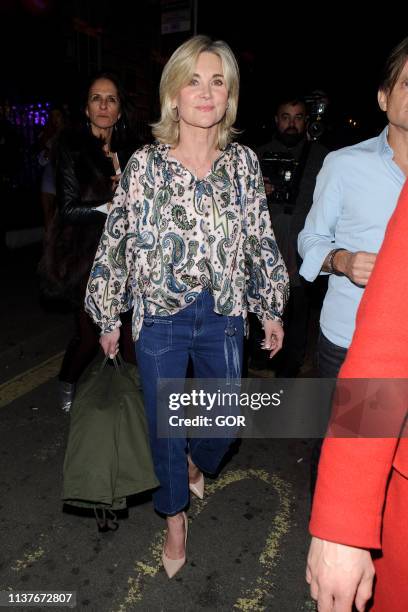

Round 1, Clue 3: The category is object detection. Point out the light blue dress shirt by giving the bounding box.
[298,127,405,348]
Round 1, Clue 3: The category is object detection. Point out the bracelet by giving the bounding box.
[327,248,346,275]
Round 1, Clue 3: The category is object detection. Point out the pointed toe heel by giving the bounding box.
[162,512,188,579]
[162,550,186,579]
[187,454,204,499]
[189,472,204,499]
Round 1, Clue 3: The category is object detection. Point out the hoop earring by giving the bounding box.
[172,106,180,122]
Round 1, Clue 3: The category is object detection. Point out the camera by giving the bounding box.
[260,152,298,204]
[304,92,328,141]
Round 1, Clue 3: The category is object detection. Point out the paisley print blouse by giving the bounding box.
[85,142,289,340]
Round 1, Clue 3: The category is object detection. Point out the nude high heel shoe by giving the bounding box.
[189,472,204,499]
[188,455,204,499]
[162,512,188,579]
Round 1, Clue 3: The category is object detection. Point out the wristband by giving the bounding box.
[328,248,346,275]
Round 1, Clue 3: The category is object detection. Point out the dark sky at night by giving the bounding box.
[198,6,407,137]
[2,1,408,142]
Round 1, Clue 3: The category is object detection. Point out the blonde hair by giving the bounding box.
[151,35,240,149]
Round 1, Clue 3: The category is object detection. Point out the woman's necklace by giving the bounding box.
[176,153,216,177]
[191,161,210,176]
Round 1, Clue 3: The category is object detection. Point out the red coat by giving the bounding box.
[310,180,408,610]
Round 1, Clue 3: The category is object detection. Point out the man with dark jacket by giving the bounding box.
[250,96,328,376]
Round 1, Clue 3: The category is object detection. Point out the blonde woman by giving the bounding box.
[85,36,289,577]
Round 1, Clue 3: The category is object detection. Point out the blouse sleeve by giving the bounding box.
[243,146,289,323]
[84,149,144,334]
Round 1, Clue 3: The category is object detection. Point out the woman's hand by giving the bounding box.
[306,537,375,612]
[262,319,284,359]
[99,328,120,358]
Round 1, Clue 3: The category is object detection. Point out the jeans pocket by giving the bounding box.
[141,318,172,356]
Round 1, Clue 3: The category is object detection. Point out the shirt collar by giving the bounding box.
[379,125,393,158]
[156,142,232,168]
[378,125,406,183]
[156,143,233,179]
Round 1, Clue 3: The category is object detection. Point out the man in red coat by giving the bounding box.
[306,178,408,610]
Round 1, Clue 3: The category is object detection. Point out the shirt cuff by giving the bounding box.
[262,310,282,324]
[299,244,334,282]
[248,305,282,325]
[100,317,122,336]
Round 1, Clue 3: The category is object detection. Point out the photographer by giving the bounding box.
[251,96,328,376]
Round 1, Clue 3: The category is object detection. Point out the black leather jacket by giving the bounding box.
[56,129,133,225]
[39,130,135,300]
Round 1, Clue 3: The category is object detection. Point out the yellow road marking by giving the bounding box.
[0,352,64,408]
[11,547,45,571]
[113,468,292,612]
[233,470,292,611]
[10,533,48,572]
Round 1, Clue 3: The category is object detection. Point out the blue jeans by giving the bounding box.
[135,291,244,515]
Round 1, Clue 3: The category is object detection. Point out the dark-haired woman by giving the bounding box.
[42,72,139,411]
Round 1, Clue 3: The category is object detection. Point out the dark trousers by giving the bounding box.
[310,330,348,497]
[247,281,311,376]
[277,283,312,375]
[317,330,348,378]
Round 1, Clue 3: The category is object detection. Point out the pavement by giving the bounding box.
[0,244,317,612]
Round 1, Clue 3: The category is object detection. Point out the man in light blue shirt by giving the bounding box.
[298,127,404,365]
[299,37,408,504]
[298,35,408,377]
